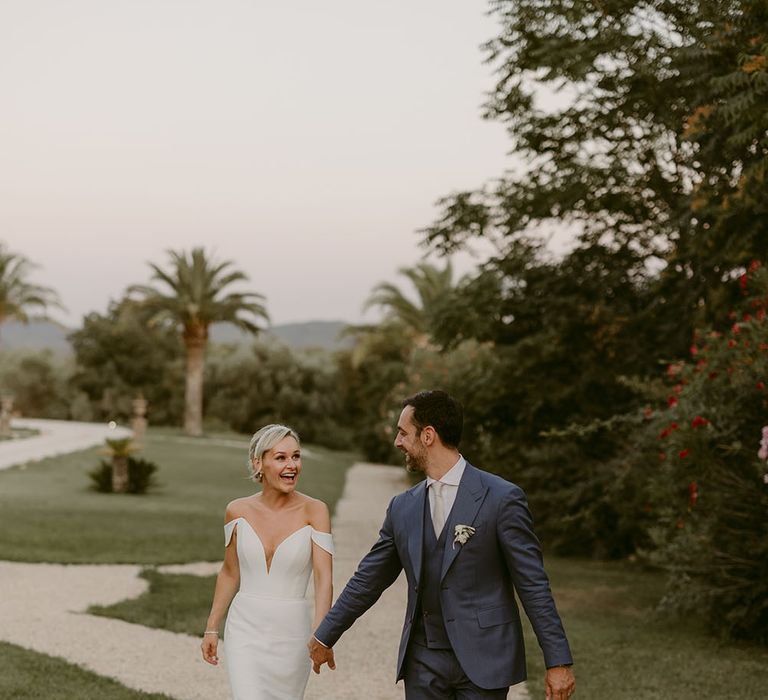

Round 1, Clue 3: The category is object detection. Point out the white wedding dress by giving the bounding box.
[223,517,334,700]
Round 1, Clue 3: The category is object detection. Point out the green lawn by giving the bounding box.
[521,557,768,699]
[0,642,172,700]
[0,429,358,564]
[90,569,219,635]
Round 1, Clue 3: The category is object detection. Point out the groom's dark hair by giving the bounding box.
[402,390,463,448]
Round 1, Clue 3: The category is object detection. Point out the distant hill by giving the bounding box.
[0,319,352,353]
[211,320,352,351]
[0,320,72,353]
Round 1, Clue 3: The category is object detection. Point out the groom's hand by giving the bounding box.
[307,636,336,674]
[545,665,575,700]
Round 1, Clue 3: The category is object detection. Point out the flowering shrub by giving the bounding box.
[643,264,768,643]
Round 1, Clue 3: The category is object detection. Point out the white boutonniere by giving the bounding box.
[452,524,476,549]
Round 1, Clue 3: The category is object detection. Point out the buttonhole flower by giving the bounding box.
[452,524,476,549]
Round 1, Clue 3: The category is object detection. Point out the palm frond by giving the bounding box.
[130,247,268,334]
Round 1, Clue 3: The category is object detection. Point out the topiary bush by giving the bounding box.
[88,456,159,495]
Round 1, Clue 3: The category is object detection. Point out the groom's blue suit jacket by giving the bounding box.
[315,463,573,689]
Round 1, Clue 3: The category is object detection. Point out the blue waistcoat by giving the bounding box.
[412,490,452,649]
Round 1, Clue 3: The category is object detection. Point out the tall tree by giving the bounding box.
[129,248,268,436]
[363,261,463,345]
[0,243,62,340]
[423,0,768,348]
[69,297,185,425]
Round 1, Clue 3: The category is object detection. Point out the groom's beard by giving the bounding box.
[403,447,427,473]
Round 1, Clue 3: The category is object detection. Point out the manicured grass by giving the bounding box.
[521,557,768,699]
[90,569,219,635]
[0,642,172,700]
[0,429,358,564]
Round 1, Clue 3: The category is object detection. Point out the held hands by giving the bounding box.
[201,632,219,666]
[545,665,575,700]
[307,635,336,674]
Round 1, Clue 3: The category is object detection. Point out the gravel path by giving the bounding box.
[0,418,132,471]
[0,461,530,699]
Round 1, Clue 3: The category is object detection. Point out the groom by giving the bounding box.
[309,390,575,699]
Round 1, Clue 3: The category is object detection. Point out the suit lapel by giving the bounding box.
[405,480,426,583]
[441,464,487,581]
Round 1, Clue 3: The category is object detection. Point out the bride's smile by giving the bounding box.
[257,437,302,492]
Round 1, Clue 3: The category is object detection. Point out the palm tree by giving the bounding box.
[363,261,459,343]
[129,248,268,436]
[0,243,62,340]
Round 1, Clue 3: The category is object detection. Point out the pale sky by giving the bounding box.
[1,0,519,328]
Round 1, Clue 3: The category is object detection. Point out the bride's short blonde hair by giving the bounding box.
[247,424,301,482]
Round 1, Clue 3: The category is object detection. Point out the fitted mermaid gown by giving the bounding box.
[223,518,334,700]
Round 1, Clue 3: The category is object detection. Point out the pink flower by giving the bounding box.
[758,427,768,461]
[659,423,678,439]
[691,416,709,429]
[667,396,679,408]
[739,273,749,292]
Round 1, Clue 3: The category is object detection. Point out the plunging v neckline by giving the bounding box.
[236,518,312,575]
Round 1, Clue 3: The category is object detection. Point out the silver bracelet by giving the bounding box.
[203,630,219,635]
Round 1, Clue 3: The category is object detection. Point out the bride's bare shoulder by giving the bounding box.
[301,495,331,531]
[225,495,259,521]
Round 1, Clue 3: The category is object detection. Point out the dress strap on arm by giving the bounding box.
[311,529,334,556]
[224,518,240,547]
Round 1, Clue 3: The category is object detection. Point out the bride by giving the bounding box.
[201,424,335,699]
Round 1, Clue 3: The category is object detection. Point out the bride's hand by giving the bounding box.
[201,633,219,665]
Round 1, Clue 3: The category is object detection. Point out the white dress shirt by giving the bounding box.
[425,455,466,525]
